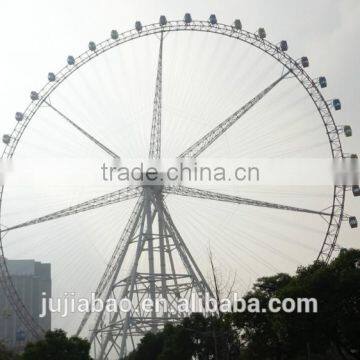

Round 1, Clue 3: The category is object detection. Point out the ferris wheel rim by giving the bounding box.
[0,18,346,340]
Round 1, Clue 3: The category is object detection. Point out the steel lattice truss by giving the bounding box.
[149,32,164,160]
[0,17,350,359]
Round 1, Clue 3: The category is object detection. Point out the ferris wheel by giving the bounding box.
[0,14,359,359]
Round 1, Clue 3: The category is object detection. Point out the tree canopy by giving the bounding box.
[21,329,92,360]
[126,248,360,360]
[0,342,20,360]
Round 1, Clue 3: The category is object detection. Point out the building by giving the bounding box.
[0,259,51,349]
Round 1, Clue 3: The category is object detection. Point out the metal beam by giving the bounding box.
[178,71,289,158]
[148,32,164,159]
[45,101,120,159]
[2,186,141,232]
[164,185,332,217]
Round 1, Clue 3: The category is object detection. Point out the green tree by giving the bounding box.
[125,330,166,360]
[125,313,240,360]
[232,248,360,359]
[0,342,20,360]
[21,329,92,360]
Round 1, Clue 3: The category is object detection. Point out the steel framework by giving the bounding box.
[0,17,350,359]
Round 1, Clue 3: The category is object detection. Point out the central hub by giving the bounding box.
[141,170,166,187]
[129,170,168,188]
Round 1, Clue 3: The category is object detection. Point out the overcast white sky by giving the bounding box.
[0,0,359,334]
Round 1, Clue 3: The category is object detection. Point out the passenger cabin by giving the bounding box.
[209,14,217,25]
[301,56,309,68]
[349,216,358,229]
[280,40,288,51]
[111,30,119,40]
[88,42,96,51]
[67,56,75,65]
[319,76,327,88]
[258,28,266,39]
[333,99,341,110]
[15,112,23,121]
[344,125,352,137]
[353,185,360,197]
[48,72,56,82]
[159,15,167,26]
[30,91,39,101]
[2,134,10,145]
[234,19,242,30]
[184,13,192,24]
[135,21,142,32]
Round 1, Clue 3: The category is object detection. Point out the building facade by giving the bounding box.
[0,259,51,349]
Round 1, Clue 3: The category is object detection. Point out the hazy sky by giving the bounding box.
[0,0,359,335]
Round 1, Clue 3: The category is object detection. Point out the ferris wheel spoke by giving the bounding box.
[163,185,332,217]
[178,71,290,158]
[2,186,141,233]
[148,31,164,160]
[44,101,120,159]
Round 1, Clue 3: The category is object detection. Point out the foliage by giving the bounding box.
[125,313,240,360]
[232,248,360,359]
[21,329,92,360]
[0,342,20,360]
